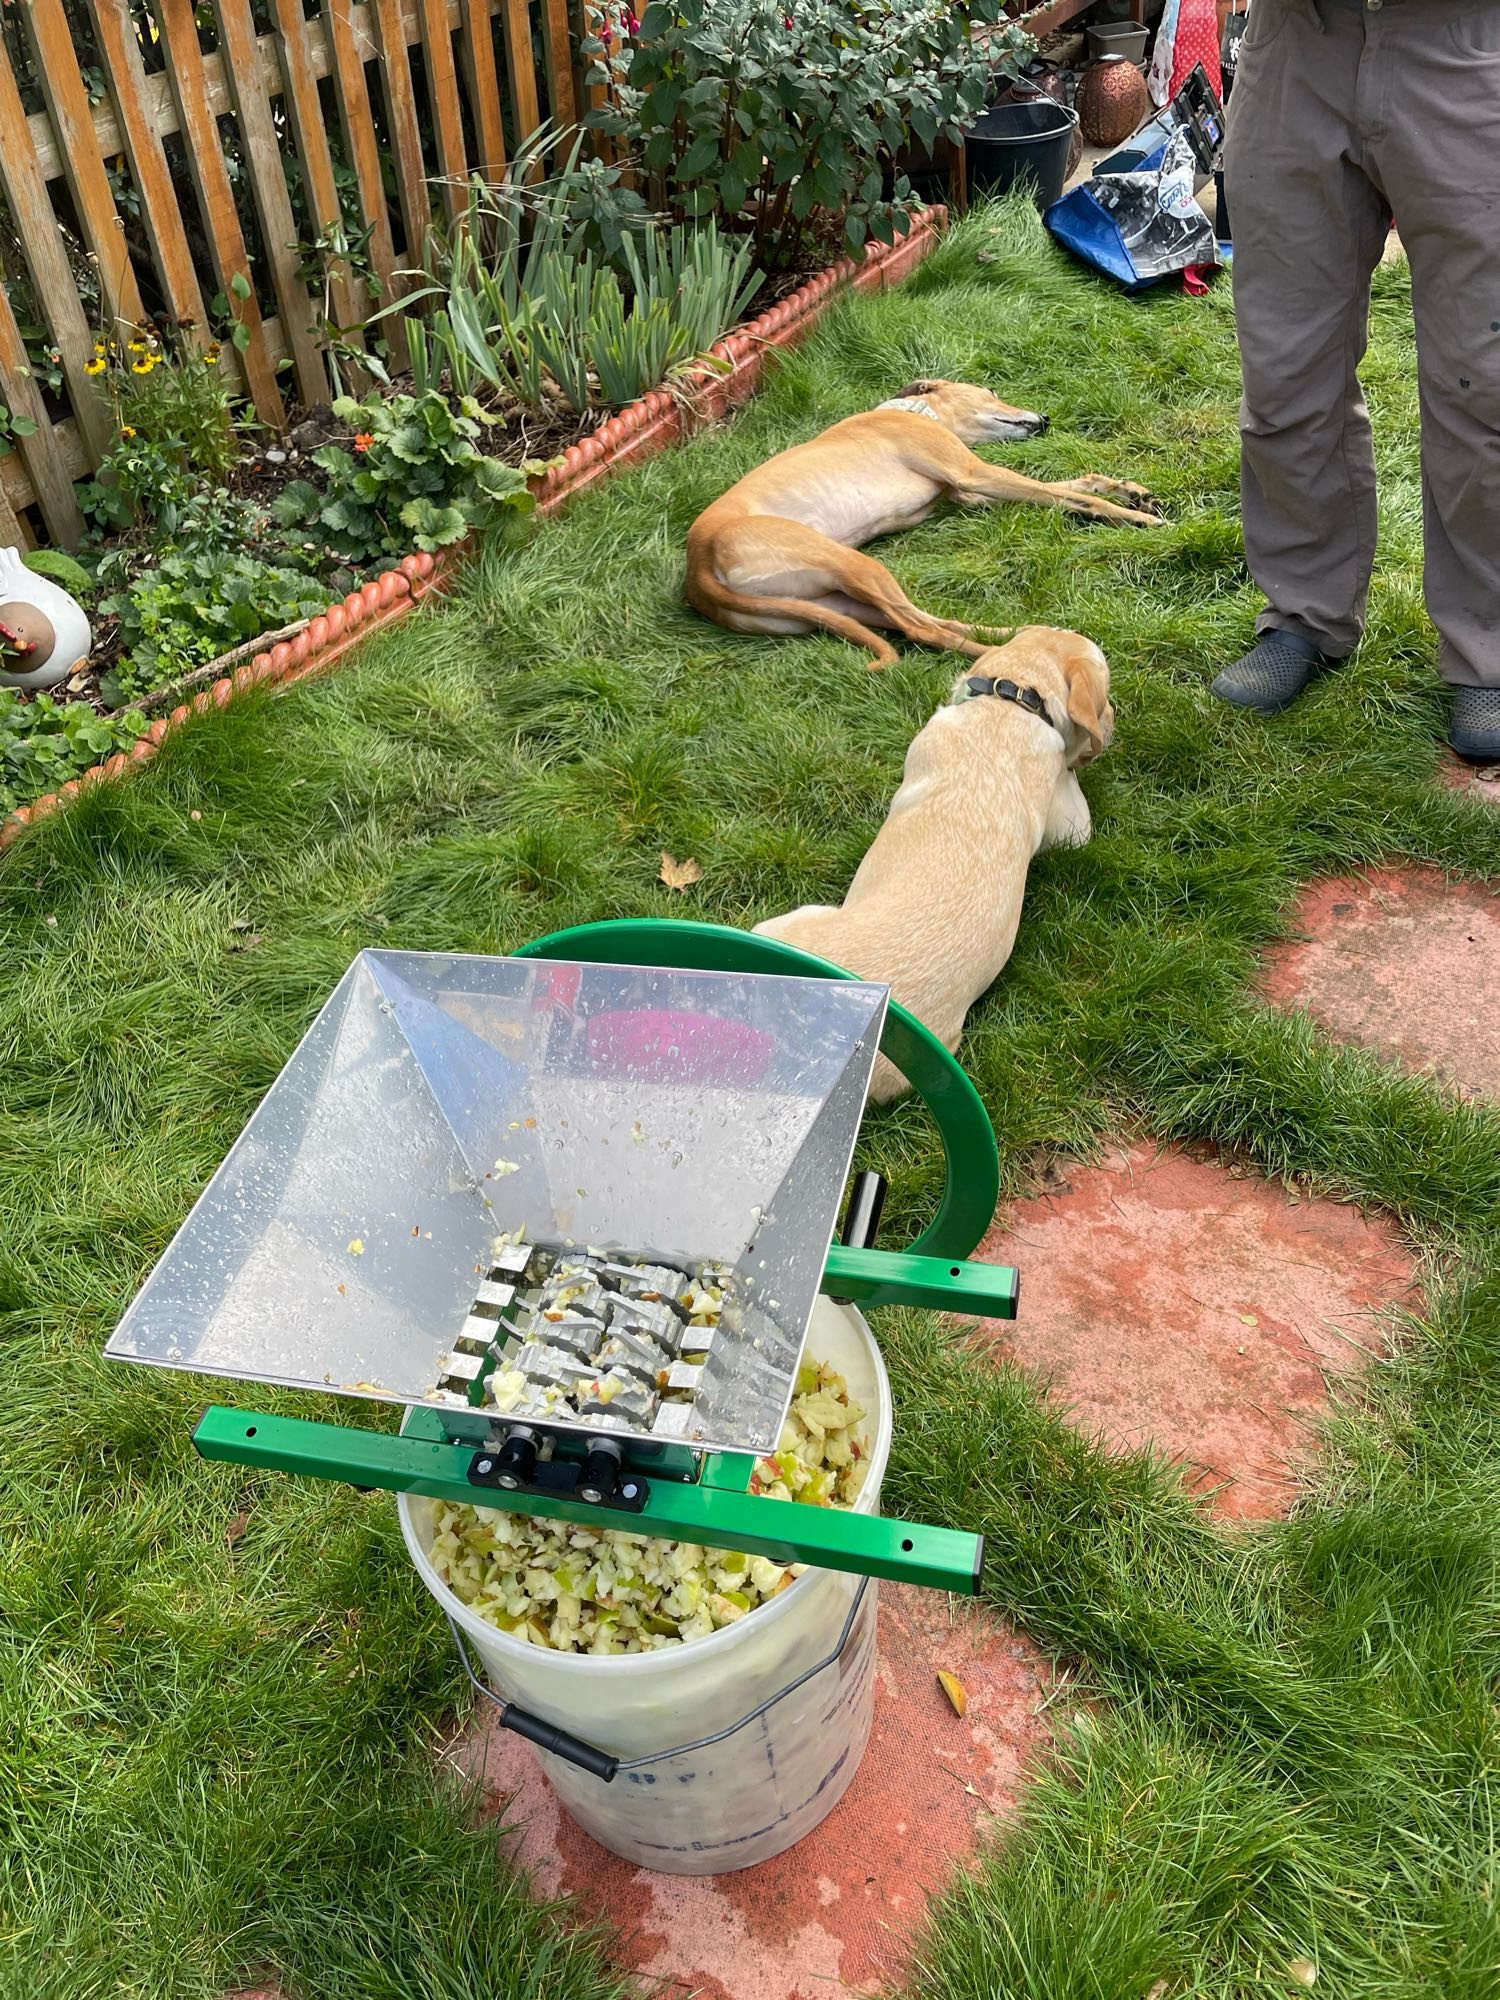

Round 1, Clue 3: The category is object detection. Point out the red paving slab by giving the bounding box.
[974,1143,1419,1520]
[455,1585,1055,2000]
[1443,756,1500,809]
[1262,867,1500,1102]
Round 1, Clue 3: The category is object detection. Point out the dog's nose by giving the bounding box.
[1035,413,1051,434]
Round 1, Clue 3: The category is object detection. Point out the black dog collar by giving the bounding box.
[965,675,1053,721]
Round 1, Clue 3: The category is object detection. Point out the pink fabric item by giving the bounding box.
[586,1010,776,1084]
[1169,0,1221,97]
[1183,264,1213,294]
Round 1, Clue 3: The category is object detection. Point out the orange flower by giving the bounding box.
[353,432,375,452]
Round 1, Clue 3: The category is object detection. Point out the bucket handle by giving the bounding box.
[446,1575,871,1784]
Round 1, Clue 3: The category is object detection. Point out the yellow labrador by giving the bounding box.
[755,628,1112,1100]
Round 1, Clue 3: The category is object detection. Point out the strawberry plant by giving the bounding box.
[272,390,537,564]
[0,688,149,817]
[96,548,332,705]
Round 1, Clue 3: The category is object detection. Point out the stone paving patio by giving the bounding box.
[1263,867,1500,1104]
[974,1140,1419,1521]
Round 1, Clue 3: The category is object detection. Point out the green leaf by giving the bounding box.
[231,322,251,354]
[398,496,467,548]
[21,550,93,597]
[271,480,319,526]
[230,271,253,301]
[679,130,720,178]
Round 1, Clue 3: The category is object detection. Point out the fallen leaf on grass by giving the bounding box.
[226,1511,249,1549]
[937,1669,967,1717]
[1287,1961,1317,1988]
[659,852,702,892]
[1146,1983,1169,2000]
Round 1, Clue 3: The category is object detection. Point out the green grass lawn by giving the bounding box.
[3,199,1499,1998]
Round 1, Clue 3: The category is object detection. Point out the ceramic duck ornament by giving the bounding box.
[0,545,92,691]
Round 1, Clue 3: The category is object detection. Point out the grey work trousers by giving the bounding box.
[1224,0,1500,687]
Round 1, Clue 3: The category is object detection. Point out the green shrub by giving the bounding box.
[78,326,243,535]
[584,0,1032,268]
[271,389,536,565]
[0,688,148,816]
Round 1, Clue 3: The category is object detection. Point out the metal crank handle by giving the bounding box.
[447,1615,620,1780]
[820,1244,1019,1320]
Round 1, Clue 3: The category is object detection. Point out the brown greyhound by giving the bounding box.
[685,379,1160,666]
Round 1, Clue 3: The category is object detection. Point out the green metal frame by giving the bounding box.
[193,1405,982,1593]
[189,919,1018,1595]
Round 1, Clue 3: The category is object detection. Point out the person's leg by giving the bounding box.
[1365,2,1500,758]
[1214,0,1392,711]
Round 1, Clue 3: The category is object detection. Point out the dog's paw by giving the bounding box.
[1067,496,1167,529]
[1072,475,1161,509]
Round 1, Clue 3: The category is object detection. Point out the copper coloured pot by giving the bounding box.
[1075,53,1150,148]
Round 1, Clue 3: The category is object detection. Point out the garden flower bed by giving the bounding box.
[3,0,1035,829]
[2,208,945,846]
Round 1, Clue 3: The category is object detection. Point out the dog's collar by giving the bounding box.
[879,396,942,421]
[964,675,1054,723]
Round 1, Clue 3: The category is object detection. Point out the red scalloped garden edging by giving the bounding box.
[1,208,947,852]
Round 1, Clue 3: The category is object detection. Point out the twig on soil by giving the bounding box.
[131,619,314,715]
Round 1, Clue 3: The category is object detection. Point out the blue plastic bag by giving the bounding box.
[1045,126,1221,293]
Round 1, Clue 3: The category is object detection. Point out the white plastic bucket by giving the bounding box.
[400,1295,890,1873]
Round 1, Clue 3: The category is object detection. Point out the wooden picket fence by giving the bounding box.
[0,0,580,548]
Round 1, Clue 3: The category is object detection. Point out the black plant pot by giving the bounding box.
[961,95,1079,212]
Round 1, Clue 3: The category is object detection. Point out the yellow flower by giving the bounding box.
[85,356,106,375]
[131,355,156,374]
[127,337,147,353]
[120,425,136,438]
[203,347,221,366]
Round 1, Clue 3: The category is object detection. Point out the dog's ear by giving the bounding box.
[1065,654,1109,763]
[894,379,944,399]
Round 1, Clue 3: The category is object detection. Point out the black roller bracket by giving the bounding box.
[830,1170,888,1301]
[578,1438,623,1507]
[468,1441,649,1515]
[841,1170,888,1251]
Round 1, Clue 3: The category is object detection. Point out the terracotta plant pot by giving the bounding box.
[1075,54,1151,147]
